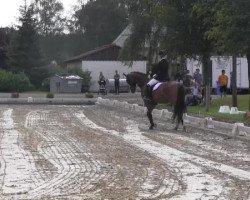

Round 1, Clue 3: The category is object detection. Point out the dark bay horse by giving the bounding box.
[124,72,186,130]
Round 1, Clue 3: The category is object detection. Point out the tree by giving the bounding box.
[122,0,217,111]
[121,0,163,62]
[34,0,65,35]
[210,0,250,109]
[7,1,45,88]
[188,0,217,111]
[0,27,15,69]
[65,0,85,33]
[75,0,128,49]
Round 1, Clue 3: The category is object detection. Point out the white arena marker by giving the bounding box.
[27,97,33,102]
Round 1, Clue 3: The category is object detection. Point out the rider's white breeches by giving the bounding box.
[147,78,159,86]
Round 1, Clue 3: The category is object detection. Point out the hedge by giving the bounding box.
[0,70,33,92]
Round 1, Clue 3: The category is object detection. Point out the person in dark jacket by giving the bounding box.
[114,70,120,94]
[145,51,169,101]
[98,72,106,86]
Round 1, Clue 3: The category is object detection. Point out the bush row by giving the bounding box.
[0,70,33,92]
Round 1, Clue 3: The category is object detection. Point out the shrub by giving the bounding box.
[46,93,54,98]
[11,92,19,98]
[85,92,94,98]
[0,70,33,92]
[41,78,50,91]
[67,66,92,92]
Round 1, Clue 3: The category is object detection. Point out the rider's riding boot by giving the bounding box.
[145,85,153,101]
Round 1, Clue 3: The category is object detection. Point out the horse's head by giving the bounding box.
[123,73,137,93]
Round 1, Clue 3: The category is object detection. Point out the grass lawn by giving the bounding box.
[158,95,250,123]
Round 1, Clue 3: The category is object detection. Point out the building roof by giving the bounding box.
[112,24,132,48]
[54,74,83,80]
[64,44,121,63]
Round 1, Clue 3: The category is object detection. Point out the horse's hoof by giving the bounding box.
[183,126,187,132]
[149,126,154,130]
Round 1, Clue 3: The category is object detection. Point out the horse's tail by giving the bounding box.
[173,84,186,122]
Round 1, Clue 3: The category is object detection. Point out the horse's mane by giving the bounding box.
[131,71,147,77]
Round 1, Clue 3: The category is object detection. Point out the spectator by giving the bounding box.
[114,70,120,94]
[193,68,203,89]
[185,82,203,106]
[218,69,228,97]
[98,72,106,86]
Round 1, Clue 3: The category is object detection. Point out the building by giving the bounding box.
[50,74,83,93]
[64,42,147,92]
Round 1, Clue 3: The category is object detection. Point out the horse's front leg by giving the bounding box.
[147,110,156,130]
[175,117,186,132]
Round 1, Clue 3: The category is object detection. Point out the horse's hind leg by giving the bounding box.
[174,122,179,131]
[174,115,182,131]
[181,118,187,132]
[147,110,155,130]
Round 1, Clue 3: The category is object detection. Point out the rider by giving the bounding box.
[145,50,170,101]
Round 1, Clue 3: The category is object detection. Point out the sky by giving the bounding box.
[0,0,83,27]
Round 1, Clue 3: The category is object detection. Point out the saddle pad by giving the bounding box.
[153,82,163,91]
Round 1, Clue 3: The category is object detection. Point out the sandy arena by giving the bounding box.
[0,97,249,199]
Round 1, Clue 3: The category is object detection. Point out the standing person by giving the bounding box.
[114,70,120,94]
[98,72,106,86]
[146,50,169,101]
[218,69,228,97]
[193,68,203,89]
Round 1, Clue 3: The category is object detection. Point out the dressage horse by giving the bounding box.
[124,72,186,130]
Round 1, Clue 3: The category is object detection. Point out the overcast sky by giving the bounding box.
[0,0,83,27]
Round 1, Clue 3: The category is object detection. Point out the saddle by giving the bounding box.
[144,82,163,102]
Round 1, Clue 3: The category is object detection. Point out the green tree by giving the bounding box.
[0,27,15,69]
[120,0,160,64]
[188,0,217,111]
[38,32,90,64]
[7,1,44,88]
[67,65,91,92]
[210,0,250,108]
[122,0,217,111]
[0,70,32,92]
[34,0,65,35]
[75,0,128,48]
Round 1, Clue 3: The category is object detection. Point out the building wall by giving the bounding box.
[81,61,147,92]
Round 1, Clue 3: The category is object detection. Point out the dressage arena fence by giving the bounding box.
[97,97,250,140]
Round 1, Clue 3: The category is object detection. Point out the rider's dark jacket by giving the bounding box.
[151,58,169,81]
